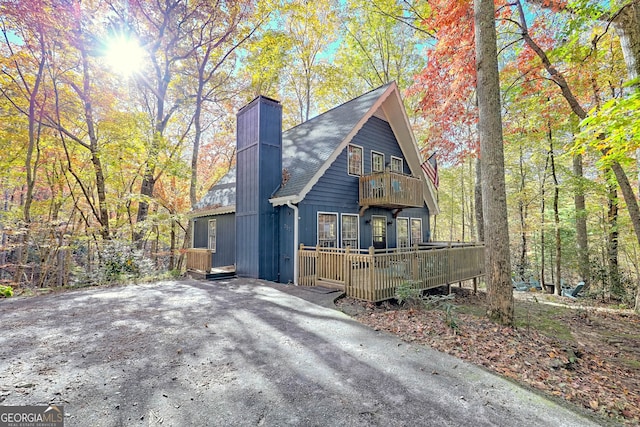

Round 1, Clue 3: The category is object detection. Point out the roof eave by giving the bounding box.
[189,205,236,218]
[270,195,302,207]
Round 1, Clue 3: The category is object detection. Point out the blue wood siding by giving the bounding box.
[192,214,236,267]
[295,204,430,250]
[304,116,410,206]
[236,96,282,281]
[297,116,430,250]
[278,205,295,284]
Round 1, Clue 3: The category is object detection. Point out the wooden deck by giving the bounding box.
[186,243,485,302]
[299,244,485,302]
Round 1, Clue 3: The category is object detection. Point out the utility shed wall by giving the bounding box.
[192,213,236,268]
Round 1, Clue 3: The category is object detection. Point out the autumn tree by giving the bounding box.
[279,0,340,124]
[475,0,514,324]
[105,0,252,246]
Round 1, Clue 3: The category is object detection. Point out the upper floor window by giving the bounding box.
[371,151,384,173]
[318,213,338,247]
[348,144,363,176]
[391,156,403,173]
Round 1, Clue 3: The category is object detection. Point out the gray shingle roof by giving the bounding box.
[192,167,236,213]
[275,83,391,198]
[193,83,392,212]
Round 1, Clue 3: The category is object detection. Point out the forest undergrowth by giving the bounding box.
[337,288,640,426]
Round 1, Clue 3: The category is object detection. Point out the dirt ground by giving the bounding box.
[0,279,607,427]
[336,287,640,426]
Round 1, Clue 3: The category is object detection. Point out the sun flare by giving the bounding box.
[105,36,145,77]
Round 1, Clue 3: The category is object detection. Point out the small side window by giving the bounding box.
[208,219,217,253]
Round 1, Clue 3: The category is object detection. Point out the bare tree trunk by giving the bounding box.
[540,154,549,291]
[468,159,476,240]
[548,123,561,295]
[475,0,513,324]
[573,153,590,287]
[461,165,466,241]
[518,143,527,280]
[606,174,621,297]
[475,157,484,242]
[613,3,640,84]
[169,218,176,271]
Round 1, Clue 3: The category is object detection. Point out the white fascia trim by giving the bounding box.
[270,195,302,207]
[380,88,440,215]
[189,205,236,218]
[291,84,397,204]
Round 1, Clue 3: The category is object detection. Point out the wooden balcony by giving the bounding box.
[298,243,485,302]
[359,172,423,210]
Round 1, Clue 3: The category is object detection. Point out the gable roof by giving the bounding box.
[191,82,440,216]
[272,83,393,200]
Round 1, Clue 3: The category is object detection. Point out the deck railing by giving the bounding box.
[186,248,212,272]
[298,243,485,302]
[359,171,423,208]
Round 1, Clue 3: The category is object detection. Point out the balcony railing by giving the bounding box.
[359,171,423,209]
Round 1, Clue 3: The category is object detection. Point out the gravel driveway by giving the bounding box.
[0,278,604,426]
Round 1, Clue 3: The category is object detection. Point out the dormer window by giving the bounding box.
[391,156,403,173]
[348,144,363,176]
[372,151,384,173]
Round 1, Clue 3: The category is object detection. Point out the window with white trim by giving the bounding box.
[208,219,217,252]
[391,156,403,173]
[348,144,363,176]
[411,218,423,246]
[318,213,338,247]
[341,214,359,249]
[371,151,384,173]
[397,217,410,248]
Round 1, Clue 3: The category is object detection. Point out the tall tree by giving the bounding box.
[280,0,340,123]
[1,0,54,282]
[109,0,251,244]
[475,0,514,324]
[514,0,640,273]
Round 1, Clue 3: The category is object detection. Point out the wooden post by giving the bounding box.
[344,246,351,296]
[315,245,320,285]
[368,246,375,301]
[473,277,478,295]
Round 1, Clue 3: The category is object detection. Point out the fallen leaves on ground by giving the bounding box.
[338,291,640,426]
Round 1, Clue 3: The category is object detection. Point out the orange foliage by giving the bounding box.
[408,0,480,163]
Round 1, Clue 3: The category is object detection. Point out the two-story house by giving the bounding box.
[187,82,484,301]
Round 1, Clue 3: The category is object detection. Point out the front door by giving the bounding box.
[372,216,387,249]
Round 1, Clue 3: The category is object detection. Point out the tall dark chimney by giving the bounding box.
[235,96,282,280]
